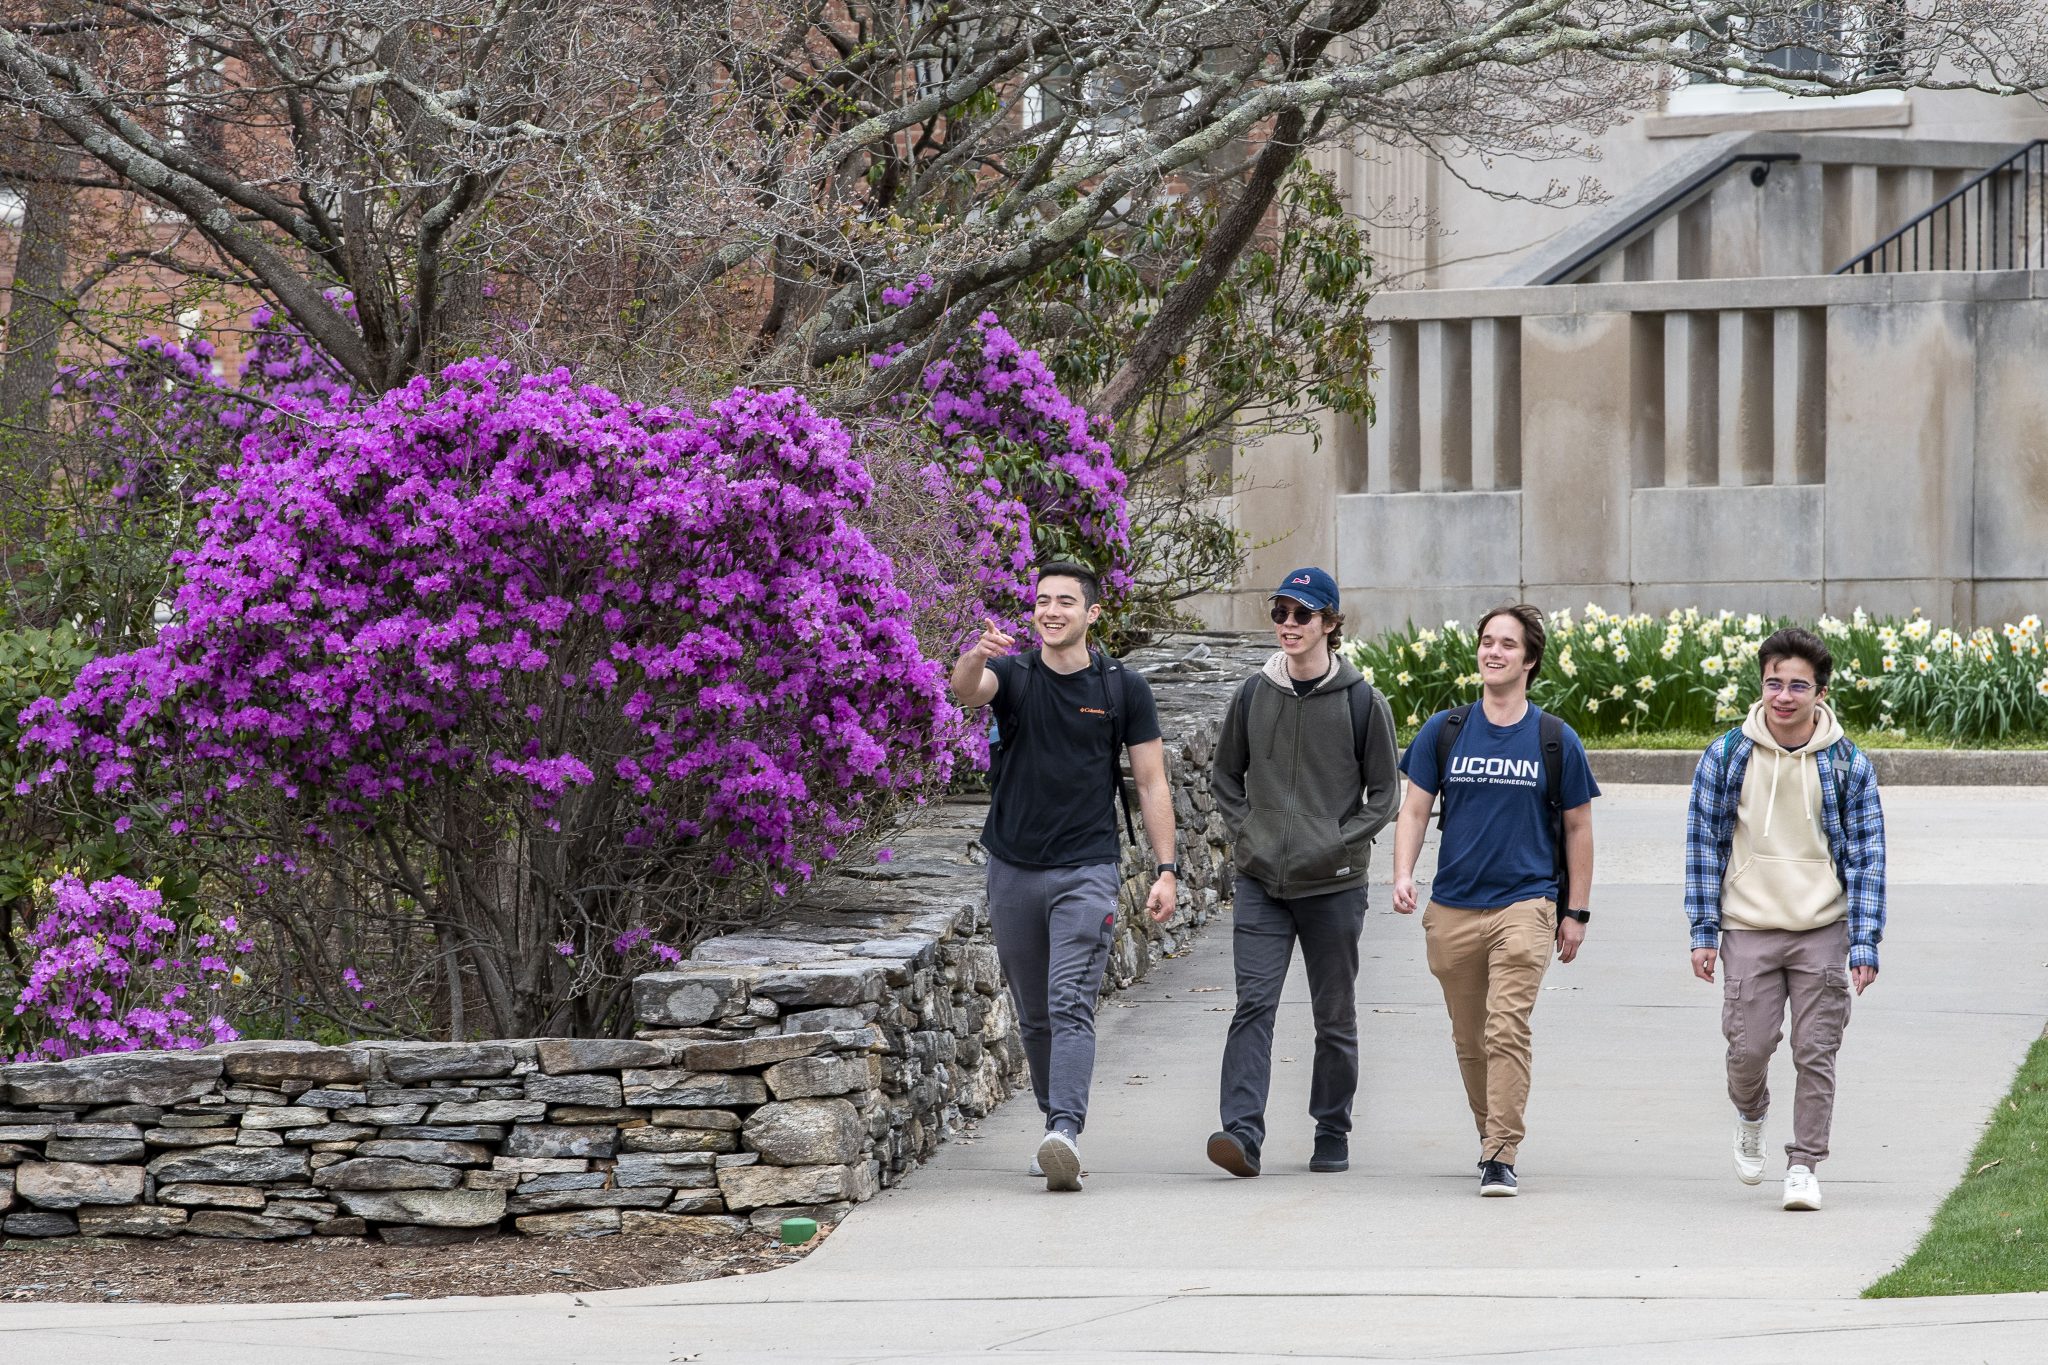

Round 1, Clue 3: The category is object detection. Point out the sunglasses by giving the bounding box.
[1269,603,1322,626]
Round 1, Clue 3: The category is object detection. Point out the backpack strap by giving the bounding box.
[1719,727,1744,764]
[1349,680,1377,767]
[1538,709,1567,895]
[1239,673,1376,777]
[1430,703,1476,831]
[1714,726,1747,813]
[1231,674,1261,745]
[1824,736,1858,834]
[1095,649,1139,845]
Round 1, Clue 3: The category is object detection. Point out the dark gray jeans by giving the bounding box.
[986,855,1121,1135]
[1219,874,1368,1151]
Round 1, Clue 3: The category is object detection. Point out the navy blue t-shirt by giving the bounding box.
[1399,703,1599,910]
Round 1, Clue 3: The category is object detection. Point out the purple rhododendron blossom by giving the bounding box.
[8,875,254,1060]
[876,310,1134,629]
[21,308,1131,1030]
[55,301,355,507]
[20,359,973,1015]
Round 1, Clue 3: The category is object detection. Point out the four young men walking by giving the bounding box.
[957,566,1887,1207]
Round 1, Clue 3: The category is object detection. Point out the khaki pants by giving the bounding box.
[1720,921,1853,1169]
[1423,898,1555,1165]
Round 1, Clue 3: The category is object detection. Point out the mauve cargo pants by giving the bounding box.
[1720,920,1854,1169]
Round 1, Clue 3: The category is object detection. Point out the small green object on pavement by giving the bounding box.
[779,1216,820,1246]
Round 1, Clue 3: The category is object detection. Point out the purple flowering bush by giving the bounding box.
[55,306,354,500]
[2,313,350,1042]
[8,302,1136,1040]
[21,359,963,1036]
[5,874,251,1061]
[876,312,1133,634]
[17,306,356,646]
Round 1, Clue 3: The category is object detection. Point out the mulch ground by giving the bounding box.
[0,1229,818,1304]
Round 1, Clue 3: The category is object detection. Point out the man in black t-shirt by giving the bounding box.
[951,562,1179,1193]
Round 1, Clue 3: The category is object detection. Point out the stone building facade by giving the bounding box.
[1200,85,2048,631]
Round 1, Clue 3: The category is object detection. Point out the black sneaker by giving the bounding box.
[1207,1130,1261,1178]
[1309,1134,1349,1173]
[1478,1159,1518,1197]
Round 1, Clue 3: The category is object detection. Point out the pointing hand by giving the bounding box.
[975,617,1016,659]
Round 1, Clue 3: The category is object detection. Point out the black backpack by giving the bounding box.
[1228,674,1380,768]
[1427,703,1570,891]
[987,648,1139,842]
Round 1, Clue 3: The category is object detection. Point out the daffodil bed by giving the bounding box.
[1338,607,2048,747]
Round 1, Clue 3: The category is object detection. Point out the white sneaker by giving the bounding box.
[1733,1114,1766,1186]
[1036,1131,1082,1192]
[1028,1153,1044,1177]
[1783,1164,1822,1211]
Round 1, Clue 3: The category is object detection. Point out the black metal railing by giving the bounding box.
[1835,140,2048,274]
[1539,152,1802,285]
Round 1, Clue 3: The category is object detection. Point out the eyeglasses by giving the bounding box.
[1270,603,1320,626]
[1761,679,1816,696]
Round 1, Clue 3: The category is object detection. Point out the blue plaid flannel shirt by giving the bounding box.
[1684,731,1887,970]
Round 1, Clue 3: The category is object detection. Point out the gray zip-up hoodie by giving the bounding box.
[1211,651,1401,899]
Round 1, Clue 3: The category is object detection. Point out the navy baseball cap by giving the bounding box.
[1269,566,1339,613]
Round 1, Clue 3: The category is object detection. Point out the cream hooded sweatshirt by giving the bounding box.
[1721,699,1850,933]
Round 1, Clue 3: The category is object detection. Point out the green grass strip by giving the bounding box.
[1866,1035,2048,1298]
[1574,729,2048,753]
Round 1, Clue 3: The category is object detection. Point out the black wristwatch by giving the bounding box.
[1155,861,1180,876]
[1558,907,1591,924]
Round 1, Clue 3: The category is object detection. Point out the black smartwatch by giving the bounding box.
[1155,861,1180,876]
[1559,907,1591,924]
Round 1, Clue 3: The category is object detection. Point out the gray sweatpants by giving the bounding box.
[986,855,1121,1135]
[1219,875,1369,1151]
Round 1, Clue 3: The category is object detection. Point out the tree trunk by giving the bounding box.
[0,126,77,487]
[0,124,77,608]
[1094,109,1307,424]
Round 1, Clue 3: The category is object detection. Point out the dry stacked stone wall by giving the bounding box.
[0,634,1260,1242]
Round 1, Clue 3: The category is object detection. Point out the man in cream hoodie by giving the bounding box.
[1685,627,1886,1212]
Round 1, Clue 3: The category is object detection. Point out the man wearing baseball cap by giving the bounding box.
[1206,566,1399,1177]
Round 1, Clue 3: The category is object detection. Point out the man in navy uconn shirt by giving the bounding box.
[1392,603,1598,1198]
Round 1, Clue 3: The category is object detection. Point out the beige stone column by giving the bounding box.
[1519,311,1638,609]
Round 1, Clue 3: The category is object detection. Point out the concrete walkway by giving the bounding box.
[5,786,2046,1363]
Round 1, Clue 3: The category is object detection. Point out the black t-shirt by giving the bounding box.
[982,651,1162,868]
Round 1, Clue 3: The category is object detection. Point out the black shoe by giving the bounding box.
[1478,1159,1518,1197]
[1207,1130,1261,1178]
[1309,1134,1349,1173]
